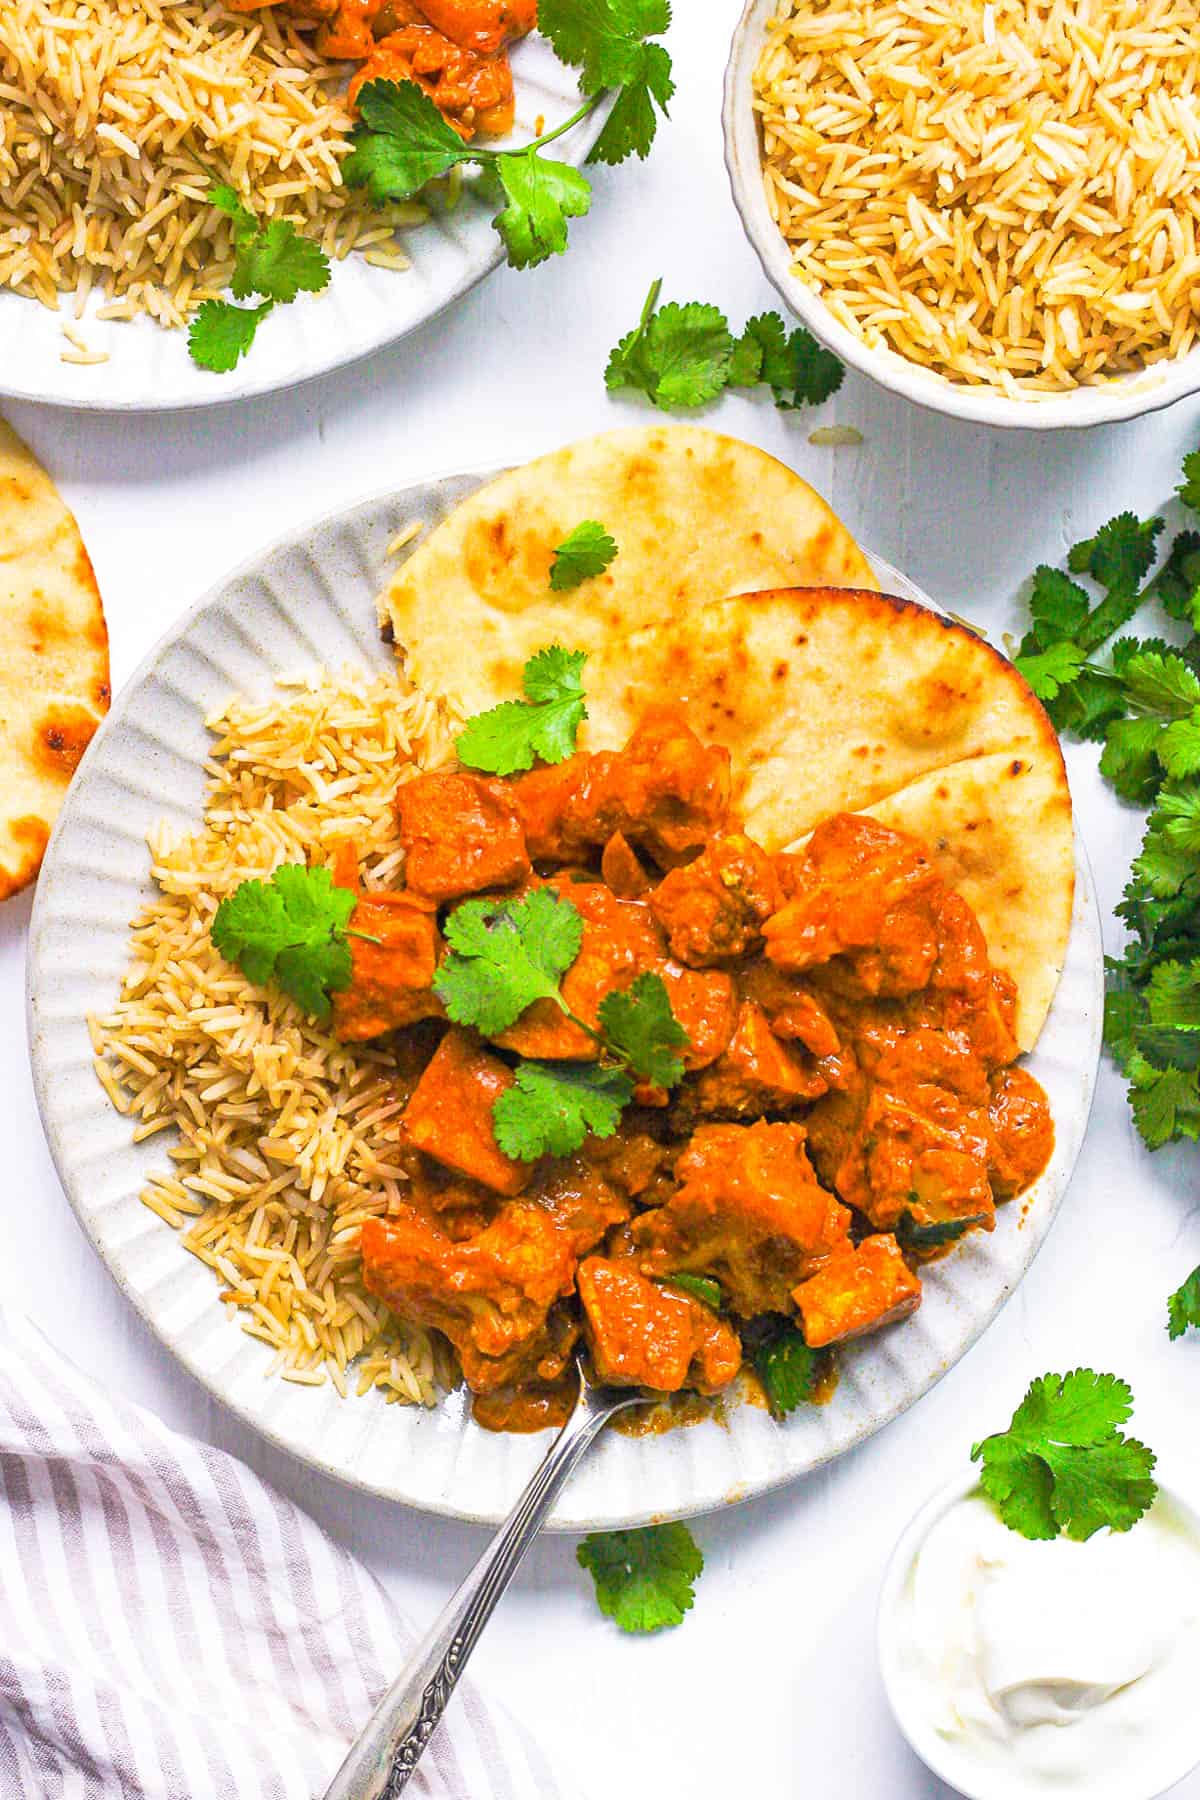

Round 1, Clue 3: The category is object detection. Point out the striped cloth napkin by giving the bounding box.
[0,1305,572,1799]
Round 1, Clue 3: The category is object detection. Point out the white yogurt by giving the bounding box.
[879,1481,1200,1800]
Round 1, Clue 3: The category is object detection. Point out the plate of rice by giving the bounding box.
[25,457,1104,1527]
[0,2,599,411]
[725,0,1200,428]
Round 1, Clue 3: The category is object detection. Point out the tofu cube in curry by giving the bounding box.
[793,1234,921,1348]
[650,833,783,966]
[332,889,443,1042]
[396,770,530,902]
[513,707,731,868]
[577,1257,741,1395]
[685,999,829,1119]
[632,1120,851,1316]
[401,1026,529,1196]
[361,1199,576,1392]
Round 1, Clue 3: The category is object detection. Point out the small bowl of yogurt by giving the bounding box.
[878,1469,1200,1800]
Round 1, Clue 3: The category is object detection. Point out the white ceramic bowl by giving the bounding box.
[878,1470,1200,1800]
[723,0,1200,432]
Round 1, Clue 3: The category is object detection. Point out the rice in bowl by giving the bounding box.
[753,0,1200,395]
[90,668,460,1407]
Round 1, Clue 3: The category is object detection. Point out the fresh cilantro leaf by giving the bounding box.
[230,219,329,304]
[1179,449,1200,513]
[576,1521,702,1634]
[1160,712,1200,781]
[456,645,588,775]
[1014,639,1087,702]
[1168,1264,1200,1339]
[1046,663,1128,741]
[492,1059,633,1159]
[343,79,470,202]
[606,281,735,409]
[210,184,257,243]
[780,324,845,408]
[1130,1061,1200,1148]
[550,520,618,591]
[538,0,671,93]
[1069,513,1163,622]
[187,299,273,373]
[492,151,591,268]
[660,1272,722,1310]
[596,971,689,1086]
[435,889,583,1035]
[1099,716,1165,804]
[1121,650,1200,720]
[1150,529,1200,625]
[749,1319,817,1419]
[971,1370,1157,1542]
[1148,959,1200,1030]
[728,312,784,387]
[1158,785,1200,855]
[897,1212,989,1250]
[211,863,357,1021]
[588,41,674,164]
[1026,564,1091,648]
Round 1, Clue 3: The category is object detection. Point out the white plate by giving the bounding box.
[26,470,1104,1528]
[0,37,601,413]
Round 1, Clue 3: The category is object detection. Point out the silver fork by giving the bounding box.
[322,1358,648,1800]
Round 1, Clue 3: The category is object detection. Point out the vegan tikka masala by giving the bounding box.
[229,0,537,136]
[326,698,1054,1433]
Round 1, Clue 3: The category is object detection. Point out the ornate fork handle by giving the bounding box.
[323,1372,641,1800]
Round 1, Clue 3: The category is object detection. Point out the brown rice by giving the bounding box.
[0,0,423,328]
[91,668,462,1406]
[754,0,1200,394]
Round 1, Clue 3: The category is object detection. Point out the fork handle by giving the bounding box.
[322,1392,615,1800]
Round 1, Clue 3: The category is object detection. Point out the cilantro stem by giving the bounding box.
[489,94,603,156]
[346,928,382,946]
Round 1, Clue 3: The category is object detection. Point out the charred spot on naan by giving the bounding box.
[34,703,102,777]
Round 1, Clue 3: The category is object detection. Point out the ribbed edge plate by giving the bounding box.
[26,471,1104,1527]
[0,38,602,413]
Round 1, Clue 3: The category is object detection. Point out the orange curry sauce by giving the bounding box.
[226,0,537,136]
[330,708,1054,1432]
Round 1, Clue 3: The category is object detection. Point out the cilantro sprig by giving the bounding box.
[434,890,689,1158]
[746,1318,817,1418]
[971,1370,1157,1542]
[456,646,587,775]
[210,863,376,1022]
[344,4,673,270]
[1014,443,1200,1321]
[550,521,618,592]
[189,186,330,372]
[577,1523,703,1633]
[606,279,844,413]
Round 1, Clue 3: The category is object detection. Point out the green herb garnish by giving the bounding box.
[455,645,587,776]
[659,1273,722,1310]
[577,1523,703,1633]
[550,521,618,591]
[748,1318,817,1418]
[971,1370,1157,1542]
[606,279,844,413]
[210,863,373,1022]
[189,187,330,371]
[344,4,673,269]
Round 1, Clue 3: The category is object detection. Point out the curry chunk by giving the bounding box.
[527,1157,632,1256]
[657,962,738,1070]
[650,834,783,966]
[396,771,529,902]
[632,1121,850,1315]
[513,707,731,869]
[332,889,443,1042]
[805,1028,997,1232]
[766,814,944,995]
[401,1027,529,1195]
[685,1000,828,1120]
[793,1236,921,1348]
[601,830,652,899]
[986,1066,1055,1198]
[361,1200,576,1393]
[578,1257,741,1395]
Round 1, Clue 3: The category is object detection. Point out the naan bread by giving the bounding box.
[0,418,109,900]
[381,426,877,717]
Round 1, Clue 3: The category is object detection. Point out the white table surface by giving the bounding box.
[6,9,1200,1797]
